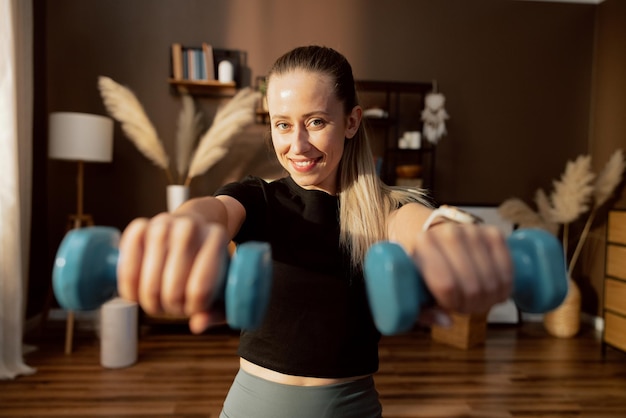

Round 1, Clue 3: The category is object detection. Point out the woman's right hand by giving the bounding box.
[116,212,230,334]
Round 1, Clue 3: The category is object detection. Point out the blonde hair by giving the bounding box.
[268,46,431,269]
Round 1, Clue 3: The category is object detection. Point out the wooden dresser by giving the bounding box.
[604,210,626,354]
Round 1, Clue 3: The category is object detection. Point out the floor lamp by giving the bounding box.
[48,112,113,354]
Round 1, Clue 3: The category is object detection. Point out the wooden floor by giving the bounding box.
[3,320,626,417]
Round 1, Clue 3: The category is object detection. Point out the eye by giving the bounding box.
[308,118,326,129]
[275,122,290,131]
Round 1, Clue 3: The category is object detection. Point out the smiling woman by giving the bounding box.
[113,45,517,418]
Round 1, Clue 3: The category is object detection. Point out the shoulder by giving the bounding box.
[387,202,433,246]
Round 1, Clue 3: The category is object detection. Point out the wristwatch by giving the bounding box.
[422,205,482,231]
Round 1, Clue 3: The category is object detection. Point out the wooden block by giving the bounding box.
[606,244,626,280]
[608,211,626,245]
[431,312,488,349]
[605,278,626,316]
[605,311,626,352]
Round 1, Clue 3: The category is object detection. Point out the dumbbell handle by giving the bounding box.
[52,226,272,330]
[364,228,568,335]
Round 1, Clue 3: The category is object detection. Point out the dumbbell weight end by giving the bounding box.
[364,242,428,336]
[507,228,568,313]
[364,228,569,336]
[52,226,272,330]
[53,226,120,312]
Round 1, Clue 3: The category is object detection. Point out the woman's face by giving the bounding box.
[266,69,361,195]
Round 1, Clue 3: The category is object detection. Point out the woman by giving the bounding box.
[117,46,512,417]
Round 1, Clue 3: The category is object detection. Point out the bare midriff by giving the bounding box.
[240,358,371,387]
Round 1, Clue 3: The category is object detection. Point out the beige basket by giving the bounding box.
[543,278,581,338]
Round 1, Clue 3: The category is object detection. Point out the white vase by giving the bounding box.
[167,185,189,212]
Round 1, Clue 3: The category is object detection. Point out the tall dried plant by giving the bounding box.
[98,76,174,184]
[175,94,203,184]
[549,154,595,260]
[98,77,259,187]
[567,149,625,275]
[185,87,260,186]
[498,151,625,275]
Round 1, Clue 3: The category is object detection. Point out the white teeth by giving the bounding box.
[294,160,314,167]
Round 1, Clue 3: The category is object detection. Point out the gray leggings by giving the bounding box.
[219,369,383,418]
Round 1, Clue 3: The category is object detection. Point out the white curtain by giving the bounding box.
[0,0,36,380]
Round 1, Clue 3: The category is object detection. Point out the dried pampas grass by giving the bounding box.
[499,150,625,276]
[567,149,625,275]
[593,149,625,207]
[534,189,559,235]
[98,76,259,187]
[176,94,203,184]
[185,87,260,185]
[498,191,559,236]
[98,76,173,184]
[498,198,545,229]
[549,154,595,225]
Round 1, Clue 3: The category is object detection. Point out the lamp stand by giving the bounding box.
[64,160,94,355]
[66,160,94,230]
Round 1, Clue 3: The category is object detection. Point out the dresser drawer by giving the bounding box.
[605,278,626,316]
[608,211,626,245]
[606,244,626,280]
[604,312,626,351]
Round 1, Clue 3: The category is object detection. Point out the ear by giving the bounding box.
[345,105,362,139]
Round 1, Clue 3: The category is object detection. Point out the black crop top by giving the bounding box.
[215,176,381,378]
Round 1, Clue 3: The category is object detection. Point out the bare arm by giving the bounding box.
[387,203,513,321]
[117,194,246,334]
[174,194,246,240]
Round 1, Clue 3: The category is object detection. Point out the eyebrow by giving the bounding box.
[270,111,331,122]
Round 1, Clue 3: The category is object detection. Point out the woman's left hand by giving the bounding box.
[410,222,514,316]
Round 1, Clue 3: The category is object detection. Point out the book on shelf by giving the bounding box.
[170,43,183,80]
[202,42,215,80]
[171,42,219,82]
[170,43,240,86]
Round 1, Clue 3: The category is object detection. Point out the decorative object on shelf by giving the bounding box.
[498,150,625,338]
[355,80,435,189]
[218,60,234,83]
[421,83,449,144]
[398,131,421,149]
[98,76,260,191]
[395,164,423,179]
[363,107,389,119]
[48,111,114,354]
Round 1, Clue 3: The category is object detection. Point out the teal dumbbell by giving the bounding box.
[364,228,568,335]
[52,226,272,330]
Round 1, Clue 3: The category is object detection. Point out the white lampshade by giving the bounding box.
[49,112,114,162]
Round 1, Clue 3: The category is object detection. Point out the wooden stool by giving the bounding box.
[431,312,488,349]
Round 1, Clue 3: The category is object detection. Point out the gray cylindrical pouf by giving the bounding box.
[100,297,138,368]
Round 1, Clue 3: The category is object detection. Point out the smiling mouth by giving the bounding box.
[290,157,322,171]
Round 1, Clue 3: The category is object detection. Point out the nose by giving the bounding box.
[290,126,311,154]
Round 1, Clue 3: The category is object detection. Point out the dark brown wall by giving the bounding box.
[32,0,600,315]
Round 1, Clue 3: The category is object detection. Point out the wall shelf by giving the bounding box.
[356,80,436,190]
[168,79,237,96]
